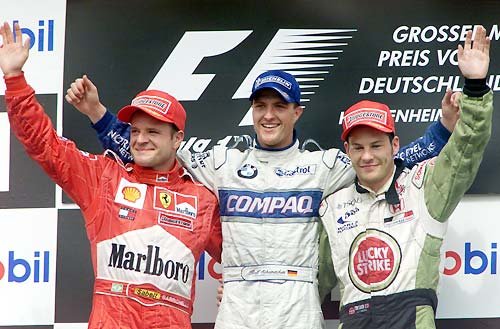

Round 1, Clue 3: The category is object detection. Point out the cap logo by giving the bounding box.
[345,108,387,129]
[132,95,172,115]
[254,75,292,90]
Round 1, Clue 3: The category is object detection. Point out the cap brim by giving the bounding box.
[249,84,295,104]
[117,105,177,126]
[342,122,394,141]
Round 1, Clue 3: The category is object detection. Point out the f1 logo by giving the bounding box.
[148,29,356,126]
[148,31,253,101]
[0,113,10,192]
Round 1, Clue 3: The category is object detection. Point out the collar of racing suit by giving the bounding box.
[254,129,298,151]
[354,158,405,205]
[126,160,194,186]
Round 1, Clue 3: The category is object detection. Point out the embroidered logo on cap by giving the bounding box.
[132,95,172,115]
[345,108,388,129]
[254,75,292,89]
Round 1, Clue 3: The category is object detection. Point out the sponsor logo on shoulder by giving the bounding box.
[114,178,147,209]
[275,164,316,177]
[190,151,210,169]
[337,153,351,165]
[412,163,427,189]
[237,164,258,179]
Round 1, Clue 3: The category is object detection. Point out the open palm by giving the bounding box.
[0,22,30,76]
[458,26,490,79]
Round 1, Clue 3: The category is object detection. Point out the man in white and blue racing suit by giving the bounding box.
[66,70,457,328]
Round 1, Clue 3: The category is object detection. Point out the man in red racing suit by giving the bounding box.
[1,22,221,329]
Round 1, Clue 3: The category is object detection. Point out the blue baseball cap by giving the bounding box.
[249,70,301,105]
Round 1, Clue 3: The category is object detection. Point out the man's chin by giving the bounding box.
[133,157,153,167]
[257,134,280,147]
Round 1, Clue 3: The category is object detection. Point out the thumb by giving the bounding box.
[451,92,461,108]
[83,74,97,92]
[442,89,452,106]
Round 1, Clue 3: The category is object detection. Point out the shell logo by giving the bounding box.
[122,186,141,203]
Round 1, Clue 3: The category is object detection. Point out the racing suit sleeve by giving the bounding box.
[5,73,104,211]
[91,109,133,163]
[395,120,451,169]
[205,199,223,263]
[318,222,338,302]
[176,148,218,193]
[423,81,492,222]
[322,149,357,197]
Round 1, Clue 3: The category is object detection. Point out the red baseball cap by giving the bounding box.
[341,100,395,141]
[117,90,186,131]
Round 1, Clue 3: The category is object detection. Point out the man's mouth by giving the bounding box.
[262,123,279,129]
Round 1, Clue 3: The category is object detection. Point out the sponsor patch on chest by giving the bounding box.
[349,229,401,293]
[114,178,148,209]
[219,189,321,218]
[336,207,359,233]
[274,164,316,177]
[153,187,198,230]
[384,210,414,227]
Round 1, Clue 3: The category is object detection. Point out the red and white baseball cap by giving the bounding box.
[117,90,186,131]
[341,100,395,141]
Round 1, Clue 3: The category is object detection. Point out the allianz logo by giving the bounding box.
[275,164,316,177]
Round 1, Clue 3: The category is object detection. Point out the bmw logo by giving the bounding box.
[237,164,258,179]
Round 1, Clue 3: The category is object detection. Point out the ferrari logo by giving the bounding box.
[160,192,172,208]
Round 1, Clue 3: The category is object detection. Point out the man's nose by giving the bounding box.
[135,132,148,143]
[360,149,374,161]
[263,106,275,119]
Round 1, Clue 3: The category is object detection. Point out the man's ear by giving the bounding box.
[392,135,400,156]
[344,140,350,154]
[293,105,304,123]
[174,130,185,150]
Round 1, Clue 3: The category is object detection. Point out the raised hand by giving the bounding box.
[65,75,106,124]
[0,22,30,77]
[458,26,490,79]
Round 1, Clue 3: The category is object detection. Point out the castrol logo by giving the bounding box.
[348,229,401,293]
